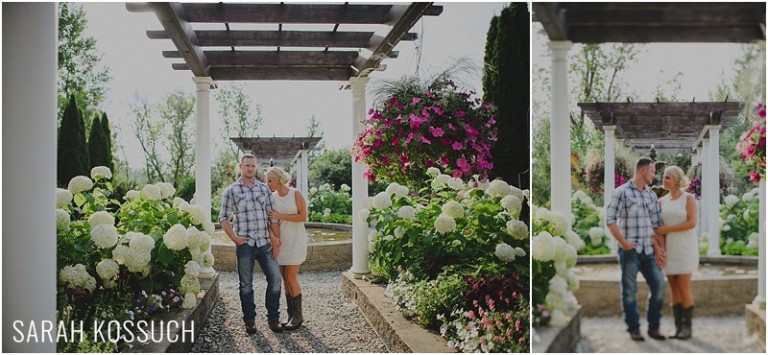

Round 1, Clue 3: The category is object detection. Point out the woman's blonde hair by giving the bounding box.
[664,165,689,191]
[266,167,291,185]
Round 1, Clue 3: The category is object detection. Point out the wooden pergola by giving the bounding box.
[126,2,443,278]
[231,136,322,195]
[126,2,442,80]
[580,102,743,154]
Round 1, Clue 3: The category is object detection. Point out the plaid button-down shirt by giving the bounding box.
[605,180,662,254]
[218,179,276,248]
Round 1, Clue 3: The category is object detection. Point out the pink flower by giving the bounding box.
[452,142,464,151]
[431,106,444,116]
[373,139,383,148]
[371,111,383,120]
[467,310,476,320]
[363,171,375,181]
[395,102,404,110]
[426,91,435,99]
[405,132,414,143]
[411,97,422,106]
[409,114,428,129]
[457,157,471,173]
[391,136,399,145]
[420,136,432,144]
[429,126,445,137]
[464,124,479,138]
[447,123,457,131]
[456,110,465,118]
[749,171,762,182]
[452,169,463,178]
[400,155,410,164]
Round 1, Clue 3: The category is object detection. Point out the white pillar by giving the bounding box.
[694,145,703,237]
[756,180,766,304]
[2,3,57,351]
[350,77,370,277]
[700,138,710,237]
[604,126,617,253]
[549,41,573,218]
[707,127,721,255]
[193,77,215,278]
[300,150,309,196]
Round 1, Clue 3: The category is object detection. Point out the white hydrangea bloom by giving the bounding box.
[323,208,331,217]
[451,239,462,247]
[506,220,528,240]
[124,248,152,273]
[494,243,517,262]
[180,274,201,294]
[566,269,580,291]
[724,195,739,208]
[157,182,176,199]
[320,183,331,191]
[385,182,402,197]
[340,184,351,192]
[383,234,394,241]
[551,235,570,262]
[447,177,465,191]
[112,245,129,265]
[184,260,202,277]
[88,211,114,227]
[549,309,567,327]
[124,190,140,201]
[90,166,112,180]
[501,195,523,218]
[173,197,187,206]
[201,251,215,268]
[742,192,754,202]
[372,191,392,210]
[441,201,464,219]
[722,224,731,232]
[56,209,71,231]
[186,205,205,225]
[427,167,440,176]
[56,188,73,208]
[515,247,527,257]
[90,224,119,249]
[358,208,371,223]
[367,241,375,254]
[310,187,318,194]
[59,264,97,293]
[182,293,197,309]
[164,224,189,251]
[532,231,556,261]
[397,206,417,220]
[198,232,211,251]
[565,230,585,251]
[367,229,377,242]
[432,174,451,188]
[68,176,93,194]
[187,227,201,250]
[547,210,570,237]
[96,259,119,282]
[486,179,512,198]
[141,184,162,201]
[434,214,457,234]
[202,220,215,236]
[394,226,405,239]
[128,232,155,253]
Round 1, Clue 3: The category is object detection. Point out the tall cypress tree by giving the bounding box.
[100,112,114,172]
[483,3,530,220]
[58,94,90,186]
[88,113,109,170]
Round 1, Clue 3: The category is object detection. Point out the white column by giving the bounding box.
[756,180,766,304]
[549,41,573,218]
[300,150,309,196]
[707,127,721,255]
[700,138,710,237]
[604,126,617,253]
[2,3,57,352]
[350,77,371,277]
[193,77,215,278]
[694,144,703,237]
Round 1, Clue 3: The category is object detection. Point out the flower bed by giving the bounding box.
[719,187,761,256]
[56,167,215,352]
[735,103,766,183]
[307,183,352,224]
[571,190,609,255]
[361,170,529,352]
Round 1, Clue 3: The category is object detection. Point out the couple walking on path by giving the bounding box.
[607,157,699,342]
[218,154,310,334]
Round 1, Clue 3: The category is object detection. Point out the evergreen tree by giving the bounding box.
[58,94,90,186]
[483,3,530,219]
[100,112,114,171]
[88,113,112,170]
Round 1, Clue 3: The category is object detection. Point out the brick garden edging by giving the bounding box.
[340,272,454,353]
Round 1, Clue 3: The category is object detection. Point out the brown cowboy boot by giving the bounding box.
[677,306,693,340]
[282,293,294,326]
[670,303,683,339]
[284,294,303,331]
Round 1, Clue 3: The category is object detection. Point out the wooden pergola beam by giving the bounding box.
[209,66,354,81]
[149,2,210,77]
[531,3,568,41]
[567,25,764,43]
[178,3,442,24]
[163,50,359,66]
[148,30,418,48]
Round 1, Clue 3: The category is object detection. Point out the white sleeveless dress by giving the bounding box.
[274,188,308,265]
[660,192,699,275]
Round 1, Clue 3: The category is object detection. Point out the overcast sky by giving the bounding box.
[81,2,509,169]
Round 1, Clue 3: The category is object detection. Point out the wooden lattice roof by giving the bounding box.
[533,2,766,43]
[231,136,322,168]
[580,102,743,154]
[126,2,443,81]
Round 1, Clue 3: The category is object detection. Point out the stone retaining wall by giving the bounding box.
[745,303,766,352]
[211,240,352,272]
[532,307,582,353]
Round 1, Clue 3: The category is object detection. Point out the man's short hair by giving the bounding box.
[634,157,654,174]
[240,154,256,164]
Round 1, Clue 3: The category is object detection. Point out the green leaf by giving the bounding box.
[74,193,86,207]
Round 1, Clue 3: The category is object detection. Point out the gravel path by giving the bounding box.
[576,316,763,353]
[191,270,388,353]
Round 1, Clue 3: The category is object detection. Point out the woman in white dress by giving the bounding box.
[654,165,698,340]
[265,167,308,331]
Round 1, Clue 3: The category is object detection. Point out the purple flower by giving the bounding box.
[405,132,414,143]
[431,106,444,116]
[452,142,464,151]
[429,126,445,137]
[456,110,465,118]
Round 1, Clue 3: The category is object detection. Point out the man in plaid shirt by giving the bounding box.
[606,157,667,341]
[220,154,284,334]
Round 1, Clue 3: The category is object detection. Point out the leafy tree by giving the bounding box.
[58,95,90,186]
[88,113,112,170]
[100,112,114,172]
[306,114,326,161]
[309,149,352,189]
[57,2,110,129]
[215,83,264,158]
[483,3,530,193]
[130,95,165,182]
[159,91,196,187]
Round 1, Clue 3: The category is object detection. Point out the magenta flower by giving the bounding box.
[429,126,445,137]
[452,169,463,178]
[452,141,464,151]
[431,106,444,116]
[405,132,414,143]
[411,97,421,106]
[373,139,383,148]
[400,155,410,164]
[456,110,465,118]
[420,136,432,144]
[457,157,471,173]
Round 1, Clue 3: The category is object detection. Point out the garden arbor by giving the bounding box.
[533,0,766,308]
[231,136,322,196]
[126,2,442,278]
[579,101,742,255]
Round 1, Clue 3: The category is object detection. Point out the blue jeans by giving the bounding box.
[618,248,666,333]
[236,243,282,323]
